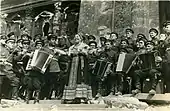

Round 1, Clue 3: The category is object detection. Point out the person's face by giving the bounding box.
[126,32,133,38]
[147,44,154,51]
[149,31,157,38]
[74,34,81,44]
[36,44,42,49]
[105,42,112,49]
[17,41,22,48]
[23,43,29,49]
[105,33,110,40]
[7,40,15,49]
[0,37,6,45]
[89,43,96,49]
[110,34,117,40]
[121,41,128,47]
[22,36,29,40]
[138,40,145,48]
[10,35,15,39]
[100,40,105,46]
[58,38,65,45]
[88,38,94,42]
[159,34,166,40]
[50,38,56,44]
[164,25,170,33]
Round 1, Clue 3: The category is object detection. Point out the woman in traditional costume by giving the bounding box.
[62,33,92,103]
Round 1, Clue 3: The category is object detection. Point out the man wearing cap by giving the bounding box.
[56,36,70,99]
[88,41,99,97]
[103,40,118,95]
[7,32,16,39]
[41,34,64,100]
[0,38,15,103]
[88,35,96,42]
[24,39,44,104]
[125,28,135,48]
[149,28,159,46]
[132,39,160,95]
[1,38,22,100]
[110,32,120,48]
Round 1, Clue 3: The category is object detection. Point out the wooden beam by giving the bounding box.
[134,93,170,104]
[1,0,56,13]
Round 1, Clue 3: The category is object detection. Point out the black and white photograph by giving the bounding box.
[0,0,170,110]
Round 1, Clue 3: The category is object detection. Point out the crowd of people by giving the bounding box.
[0,21,170,104]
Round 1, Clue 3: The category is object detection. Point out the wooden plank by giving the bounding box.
[134,93,170,104]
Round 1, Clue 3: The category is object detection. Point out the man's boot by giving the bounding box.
[11,86,19,100]
[25,89,31,104]
[34,90,40,104]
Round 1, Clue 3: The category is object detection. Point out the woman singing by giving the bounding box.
[62,33,92,104]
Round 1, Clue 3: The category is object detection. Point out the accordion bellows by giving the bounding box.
[62,84,92,100]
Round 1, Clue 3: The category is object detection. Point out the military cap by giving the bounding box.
[163,21,170,27]
[21,34,31,40]
[105,39,113,45]
[100,37,106,41]
[34,34,42,41]
[137,33,147,40]
[121,39,129,45]
[0,34,7,39]
[47,32,53,36]
[138,37,147,44]
[35,40,44,46]
[5,38,15,43]
[16,39,23,43]
[88,41,97,47]
[22,39,30,45]
[100,52,109,58]
[126,28,134,34]
[146,41,155,46]
[88,35,96,40]
[47,34,57,40]
[110,32,118,37]
[7,32,15,38]
[149,28,158,35]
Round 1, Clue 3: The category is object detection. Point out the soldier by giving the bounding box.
[7,32,16,39]
[11,39,25,100]
[93,52,112,97]
[109,32,119,47]
[132,39,160,95]
[87,41,99,97]
[149,28,159,46]
[42,34,67,100]
[114,39,134,95]
[0,38,15,103]
[57,36,70,99]
[125,28,135,48]
[87,35,96,43]
[103,40,118,96]
[99,37,106,48]
[24,39,44,104]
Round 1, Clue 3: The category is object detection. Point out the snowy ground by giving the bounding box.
[0,99,170,111]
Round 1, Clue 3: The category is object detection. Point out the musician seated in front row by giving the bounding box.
[92,52,113,97]
[132,39,161,95]
[115,39,134,95]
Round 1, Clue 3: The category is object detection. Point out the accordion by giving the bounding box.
[92,59,112,80]
[116,53,136,73]
[26,49,53,74]
[139,52,156,70]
